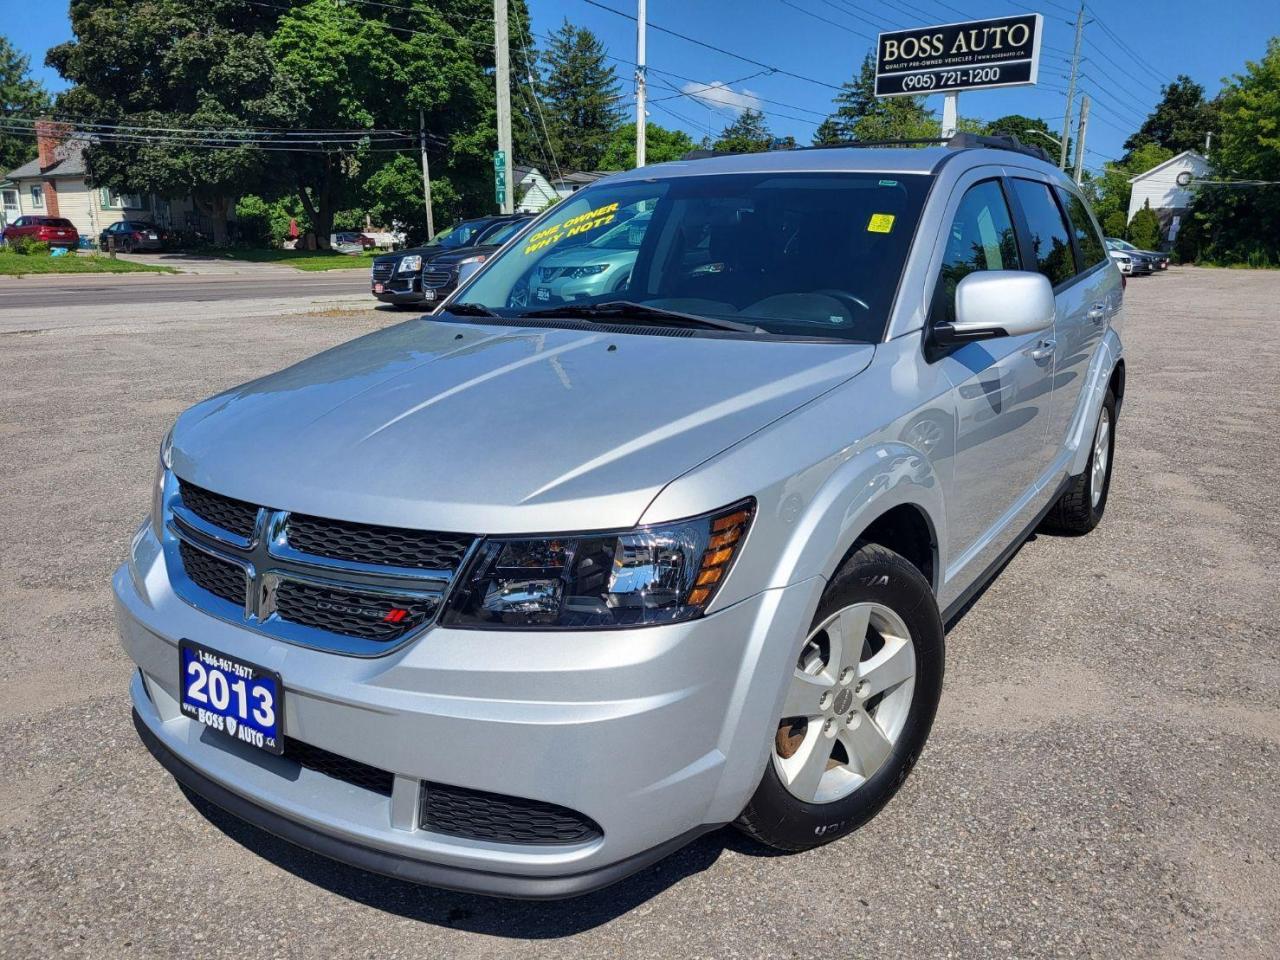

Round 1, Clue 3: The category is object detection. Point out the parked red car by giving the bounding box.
[2,216,80,249]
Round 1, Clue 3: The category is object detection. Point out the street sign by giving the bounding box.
[494,150,507,205]
[874,14,1042,98]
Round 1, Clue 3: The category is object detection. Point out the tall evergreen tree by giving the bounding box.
[1123,75,1219,158]
[714,109,773,153]
[814,53,934,145]
[0,36,50,174]
[539,20,624,172]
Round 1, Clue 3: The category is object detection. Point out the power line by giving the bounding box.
[574,0,845,91]
[777,0,876,42]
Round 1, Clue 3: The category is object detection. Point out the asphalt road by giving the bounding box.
[1,268,1277,959]
[0,270,370,311]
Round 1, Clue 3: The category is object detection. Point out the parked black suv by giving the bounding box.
[371,214,533,308]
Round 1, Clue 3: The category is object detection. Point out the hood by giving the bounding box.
[172,321,874,533]
[539,245,634,267]
[420,244,502,266]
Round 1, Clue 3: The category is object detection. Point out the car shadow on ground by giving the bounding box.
[180,786,783,935]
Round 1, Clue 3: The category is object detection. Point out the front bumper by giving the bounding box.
[115,523,823,897]
[371,273,455,306]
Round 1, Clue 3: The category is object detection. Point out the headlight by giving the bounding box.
[456,253,487,284]
[397,255,422,273]
[442,500,754,629]
[562,264,609,279]
[151,427,174,539]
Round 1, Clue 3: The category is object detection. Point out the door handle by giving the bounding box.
[1087,303,1106,323]
[1029,338,1056,361]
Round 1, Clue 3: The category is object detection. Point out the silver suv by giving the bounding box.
[116,136,1124,899]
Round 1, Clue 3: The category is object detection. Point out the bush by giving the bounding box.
[1128,200,1162,249]
[7,235,49,256]
[1102,210,1127,239]
[234,195,311,248]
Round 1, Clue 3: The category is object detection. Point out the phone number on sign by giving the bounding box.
[902,66,1002,91]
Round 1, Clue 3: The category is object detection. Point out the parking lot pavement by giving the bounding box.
[1,267,1277,959]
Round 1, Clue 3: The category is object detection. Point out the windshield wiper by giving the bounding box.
[517,300,763,334]
[444,302,499,318]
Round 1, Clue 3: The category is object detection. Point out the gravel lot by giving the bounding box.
[1,268,1277,959]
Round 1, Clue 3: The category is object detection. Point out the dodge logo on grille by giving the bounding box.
[313,598,408,623]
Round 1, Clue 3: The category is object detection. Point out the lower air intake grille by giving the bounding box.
[178,540,246,607]
[284,738,394,797]
[178,480,259,539]
[274,579,438,641]
[420,783,603,846]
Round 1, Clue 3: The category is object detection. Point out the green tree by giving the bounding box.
[1082,142,1175,237]
[1176,38,1280,265]
[815,53,934,144]
[982,113,1066,156]
[0,36,50,174]
[599,122,695,169]
[1123,74,1219,159]
[1128,200,1162,248]
[539,20,623,172]
[714,109,773,153]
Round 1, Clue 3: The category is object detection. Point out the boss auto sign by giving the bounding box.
[874,14,1043,97]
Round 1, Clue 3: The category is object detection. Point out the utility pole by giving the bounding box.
[635,0,647,167]
[1060,2,1085,171]
[419,108,434,238]
[941,92,958,139]
[1072,94,1090,185]
[494,0,514,214]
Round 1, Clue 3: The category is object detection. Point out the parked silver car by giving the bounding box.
[524,210,650,305]
[117,135,1124,898]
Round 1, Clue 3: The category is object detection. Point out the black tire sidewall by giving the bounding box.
[744,546,944,850]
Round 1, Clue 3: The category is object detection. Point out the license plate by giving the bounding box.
[373,282,385,293]
[179,640,284,754]
[536,286,551,301]
[422,289,436,301]
[148,232,158,239]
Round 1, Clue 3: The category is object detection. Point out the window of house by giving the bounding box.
[1011,179,1078,286]
[30,185,44,208]
[932,179,1021,324]
[100,188,143,209]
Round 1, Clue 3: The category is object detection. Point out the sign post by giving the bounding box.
[875,14,1043,137]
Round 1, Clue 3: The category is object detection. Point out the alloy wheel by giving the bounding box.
[1091,406,1111,508]
[772,602,917,804]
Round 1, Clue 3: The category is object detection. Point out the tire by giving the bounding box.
[1040,387,1116,536]
[734,542,944,852]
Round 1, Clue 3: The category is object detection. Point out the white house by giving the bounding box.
[1,121,210,242]
[513,165,559,213]
[1126,150,1211,241]
[551,170,610,199]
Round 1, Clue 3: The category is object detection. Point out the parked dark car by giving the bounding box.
[371,214,533,308]
[333,231,376,251]
[1106,237,1168,271]
[100,220,171,252]
[3,215,80,249]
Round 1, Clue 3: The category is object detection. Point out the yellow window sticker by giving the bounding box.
[522,202,620,255]
[867,213,895,234]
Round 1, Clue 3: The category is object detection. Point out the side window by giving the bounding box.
[1056,187,1107,269]
[1011,179,1077,286]
[933,179,1021,323]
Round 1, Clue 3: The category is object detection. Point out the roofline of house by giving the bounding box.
[1127,149,1208,184]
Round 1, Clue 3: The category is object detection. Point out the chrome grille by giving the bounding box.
[422,268,453,288]
[178,481,257,539]
[371,260,395,281]
[285,514,472,569]
[164,472,476,656]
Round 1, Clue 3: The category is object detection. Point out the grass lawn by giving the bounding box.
[0,251,176,276]
[215,248,379,271]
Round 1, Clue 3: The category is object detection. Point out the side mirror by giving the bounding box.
[931,271,1055,353]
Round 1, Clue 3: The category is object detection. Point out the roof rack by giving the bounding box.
[681,133,1053,164]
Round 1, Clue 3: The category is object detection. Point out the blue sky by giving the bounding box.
[8,1,1278,172]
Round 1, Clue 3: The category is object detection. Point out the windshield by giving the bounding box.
[426,219,490,249]
[453,172,930,341]
[477,219,527,246]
